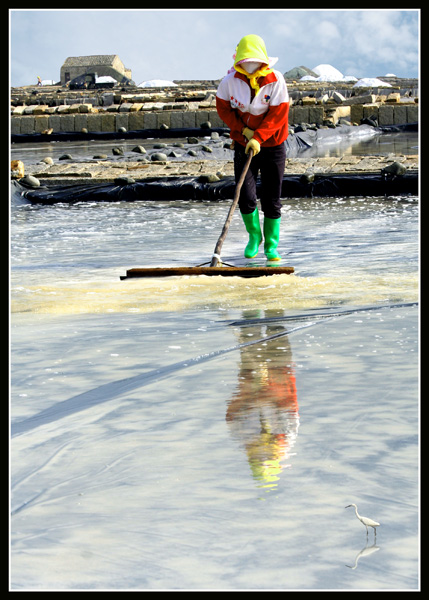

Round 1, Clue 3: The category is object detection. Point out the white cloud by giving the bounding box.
[315,20,341,46]
[9,9,419,87]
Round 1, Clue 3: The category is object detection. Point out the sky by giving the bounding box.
[9,9,419,87]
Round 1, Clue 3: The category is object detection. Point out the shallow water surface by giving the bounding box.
[10,187,419,590]
[11,128,418,164]
[11,305,418,590]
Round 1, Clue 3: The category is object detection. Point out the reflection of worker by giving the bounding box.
[226,310,299,490]
[216,34,290,261]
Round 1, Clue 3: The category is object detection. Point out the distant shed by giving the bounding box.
[60,55,134,85]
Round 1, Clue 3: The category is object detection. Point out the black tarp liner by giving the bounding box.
[13,171,418,204]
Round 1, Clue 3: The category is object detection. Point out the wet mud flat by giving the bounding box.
[11,125,418,202]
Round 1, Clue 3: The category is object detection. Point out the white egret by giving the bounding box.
[345,503,380,536]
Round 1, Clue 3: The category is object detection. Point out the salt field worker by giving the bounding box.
[216,34,290,261]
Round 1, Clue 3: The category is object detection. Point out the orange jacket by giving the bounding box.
[216,69,290,148]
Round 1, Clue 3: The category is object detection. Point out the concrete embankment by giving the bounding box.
[11,78,419,136]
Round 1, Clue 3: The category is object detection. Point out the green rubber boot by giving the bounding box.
[241,209,263,258]
[263,217,281,261]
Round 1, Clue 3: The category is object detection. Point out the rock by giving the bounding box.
[302,96,317,105]
[150,152,168,161]
[343,94,377,106]
[361,116,378,127]
[153,143,167,149]
[187,137,199,144]
[114,176,135,185]
[40,157,54,165]
[41,128,54,135]
[112,147,124,156]
[198,174,220,183]
[385,92,401,103]
[79,104,92,113]
[93,154,108,159]
[20,175,40,188]
[168,151,182,158]
[11,160,25,178]
[332,91,346,103]
[59,153,72,160]
[300,171,315,184]
[201,145,213,153]
[187,150,198,157]
[132,145,146,154]
[200,121,211,129]
[117,126,127,133]
[381,161,407,176]
[210,131,220,140]
[294,123,307,132]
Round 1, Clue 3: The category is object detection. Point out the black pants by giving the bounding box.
[234,142,286,219]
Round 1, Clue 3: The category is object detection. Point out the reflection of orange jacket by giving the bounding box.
[226,366,298,423]
[266,372,298,410]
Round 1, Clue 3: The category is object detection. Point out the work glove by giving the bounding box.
[245,139,260,156]
[242,127,254,140]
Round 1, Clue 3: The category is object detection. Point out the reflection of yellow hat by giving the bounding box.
[246,431,287,489]
[249,457,283,489]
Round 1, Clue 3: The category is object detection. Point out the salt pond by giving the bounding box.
[10,149,419,590]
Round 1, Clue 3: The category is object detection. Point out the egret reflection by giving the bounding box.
[226,310,299,491]
[346,541,380,570]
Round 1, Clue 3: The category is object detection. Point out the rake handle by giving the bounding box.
[210,148,254,267]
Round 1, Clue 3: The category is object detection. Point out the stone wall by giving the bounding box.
[10,80,418,135]
[10,102,418,136]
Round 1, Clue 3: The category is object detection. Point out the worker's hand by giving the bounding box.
[242,127,254,141]
[245,139,260,156]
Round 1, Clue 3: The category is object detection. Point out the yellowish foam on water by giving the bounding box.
[10,271,419,315]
